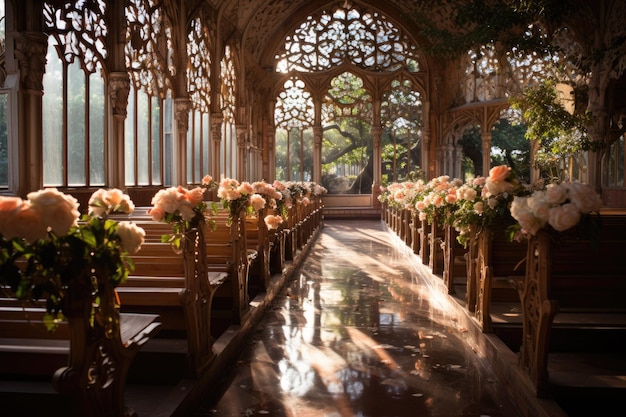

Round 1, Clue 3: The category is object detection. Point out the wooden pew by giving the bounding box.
[0,281,161,417]
[513,213,626,402]
[442,224,467,295]
[112,209,230,378]
[474,228,526,334]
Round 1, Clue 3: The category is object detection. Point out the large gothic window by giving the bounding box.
[125,0,172,187]
[42,1,107,187]
[274,2,423,194]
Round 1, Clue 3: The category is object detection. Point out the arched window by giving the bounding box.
[274,77,314,182]
[381,77,423,183]
[220,45,237,179]
[322,72,372,194]
[187,15,212,184]
[42,0,107,187]
[125,0,172,187]
[274,2,424,193]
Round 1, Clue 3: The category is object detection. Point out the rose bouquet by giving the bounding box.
[449,165,530,245]
[510,181,603,236]
[149,177,217,251]
[0,188,145,330]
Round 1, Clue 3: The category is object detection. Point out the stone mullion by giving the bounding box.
[15,31,47,196]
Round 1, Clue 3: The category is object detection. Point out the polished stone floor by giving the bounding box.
[193,220,522,417]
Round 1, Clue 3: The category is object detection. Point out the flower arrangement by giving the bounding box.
[450,165,529,245]
[217,177,260,224]
[149,175,218,251]
[413,176,463,224]
[0,188,145,330]
[510,181,603,236]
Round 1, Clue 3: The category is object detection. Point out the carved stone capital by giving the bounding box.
[211,113,223,141]
[15,32,48,92]
[108,72,131,117]
[174,98,191,132]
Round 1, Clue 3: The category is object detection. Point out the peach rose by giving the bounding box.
[264,214,283,230]
[488,165,511,182]
[27,188,80,236]
[250,194,266,211]
[6,204,47,242]
[0,197,24,236]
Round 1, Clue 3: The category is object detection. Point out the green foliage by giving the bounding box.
[510,79,600,179]
[414,0,571,60]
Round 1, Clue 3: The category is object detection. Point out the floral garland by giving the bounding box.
[0,188,145,330]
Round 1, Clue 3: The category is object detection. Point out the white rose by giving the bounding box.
[565,182,603,213]
[116,221,145,254]
[545,183,567,205]
[548,203,581,232]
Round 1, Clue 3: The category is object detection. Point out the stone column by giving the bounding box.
[371,125,383,208]
[481,131,492,177]
[236,124,247,180]
[210,113,223,179]
[107,72,130,188]
[422,128,431,179]
[15,32,47,196]
[174,98,191,185]
[313,125,323,184]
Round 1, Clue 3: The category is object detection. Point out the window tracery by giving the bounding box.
[275,3,420,73]
[185,15,213,184]
[42,0,107,187]
[220,45,237,179]
[125,0,173,186]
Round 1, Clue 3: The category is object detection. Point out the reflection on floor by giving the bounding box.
[192,220,526,417]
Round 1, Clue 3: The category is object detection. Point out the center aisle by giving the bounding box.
[193,219,522,417]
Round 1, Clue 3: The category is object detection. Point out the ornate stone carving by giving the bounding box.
[174,98,191,132]
[108,72,131,117]
[15,32,48,92]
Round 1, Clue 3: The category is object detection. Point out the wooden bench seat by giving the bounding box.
[114,212,233,377]
[0,281,161,417]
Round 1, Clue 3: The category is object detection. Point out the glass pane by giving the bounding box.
[0,93,7,188]
[89,72,105,186]
[43,41,64,186]
[67,61,86,186]
[136,92,149,185]
[151,98,162,185]
[124,87,136,185]
[275,128,287,180]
